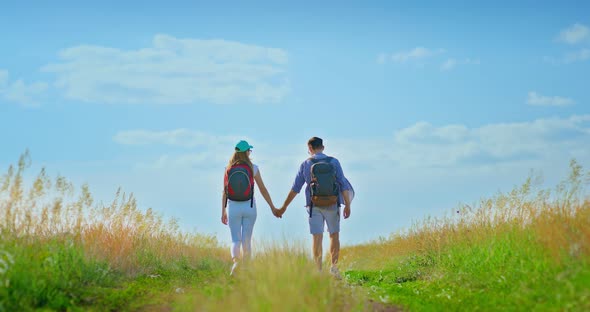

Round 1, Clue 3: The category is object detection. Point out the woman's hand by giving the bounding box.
[271,206,282,218]
[221,209,228,225]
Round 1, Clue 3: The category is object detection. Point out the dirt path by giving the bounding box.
[137,299,405,312]
[366,299,405,312]
[135,277,406,311]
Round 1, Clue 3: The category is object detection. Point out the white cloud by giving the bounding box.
[113,129,242,149]
[377,47,445,64]
[0,69,48,106]
[440,59,457,71]
[107,116,590,245]
[563,48,590,63]
[136,152,222,170]
[544,49,590,65]
[527,91,574,106]
[546,24,590,65]
[0,70,8,86]
[123,115,590,175]
[326,115,590,171]
[115,130,304,172]
[558,23,590,44]
[114,129,255,170]
[440,58,480,71]
[376,53,388,64]
[42,34,290,105]
[385,47,445,63]
[379,48,480,70]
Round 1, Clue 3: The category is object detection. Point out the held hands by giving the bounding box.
[278,206,287,217]
[271,205,284,218]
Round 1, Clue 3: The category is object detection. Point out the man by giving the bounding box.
[278,137,353,279]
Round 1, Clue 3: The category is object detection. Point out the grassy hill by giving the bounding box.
[341,160,590,311]
[1,153,588,311]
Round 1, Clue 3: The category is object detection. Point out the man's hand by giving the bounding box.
[271,206,282,218]
[343,205,351,219]
[221,210,228,225]
[278,206,287,218]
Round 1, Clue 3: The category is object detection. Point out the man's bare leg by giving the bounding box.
[329,232,342,279]
[313,234,323,271]
[329,232,340,267]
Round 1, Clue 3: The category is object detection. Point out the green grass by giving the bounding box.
[340,160,590,311]
[0,236,229,311]
[0,152,232,311]
[171,243,369,312]
[1,237,112,311]
[2,153,589,311]
[344,214,590,311]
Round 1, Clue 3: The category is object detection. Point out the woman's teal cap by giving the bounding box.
[235,140,253,152]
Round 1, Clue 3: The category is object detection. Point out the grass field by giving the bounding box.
[341,160,590,311]
[1,152,588,311]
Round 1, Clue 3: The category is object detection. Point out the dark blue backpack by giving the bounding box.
[309,157,339,208]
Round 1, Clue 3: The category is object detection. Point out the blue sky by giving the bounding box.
[1,1,589,248]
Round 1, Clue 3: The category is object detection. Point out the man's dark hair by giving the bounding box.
[308,137,323,150]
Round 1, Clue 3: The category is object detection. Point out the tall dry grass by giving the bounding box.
[176,240,369,312]
[342,159,590,269]
[0,151,225,276]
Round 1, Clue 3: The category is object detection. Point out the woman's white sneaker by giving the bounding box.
[230,262,238,276]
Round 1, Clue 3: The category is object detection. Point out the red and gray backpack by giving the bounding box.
[224,163,255,208]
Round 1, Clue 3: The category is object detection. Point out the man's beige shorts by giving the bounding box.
[307,204,340,234]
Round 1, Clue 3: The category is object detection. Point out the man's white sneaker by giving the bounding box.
[330,266,342,280]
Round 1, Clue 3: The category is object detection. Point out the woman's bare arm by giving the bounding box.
[254,169,277,212]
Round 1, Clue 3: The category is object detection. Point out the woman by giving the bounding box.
[221,140,278,276]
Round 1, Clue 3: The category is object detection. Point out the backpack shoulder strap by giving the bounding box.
[230,162,254,174]
[309,156,333,164]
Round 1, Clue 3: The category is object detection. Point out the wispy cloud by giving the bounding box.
[42,34,290,105]
[135,152,223,170]
[391,47,445,63]
[113,129,240,148]
[563,48,590,63]
[527,91,574,106]
[0,70,7,86]
[399,116,589,167]
[328,115,590,170]
[0,69,48,107]
[557,23,590,44]
[544,49,590,65]
[123,115,590,174]
[116,130,302,171]
[378,47,445,64]
[440,58,480,71]
[545,24,590,65]
[114,129,244,170]
[101,116,590,247]
[376,53,388,64]
[378,48,479,71]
